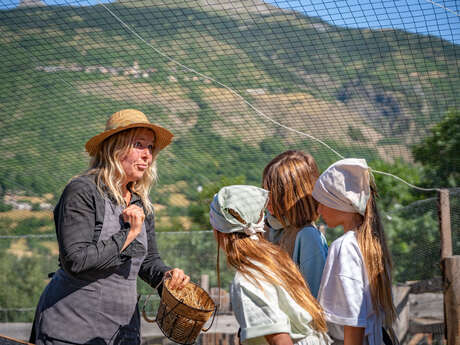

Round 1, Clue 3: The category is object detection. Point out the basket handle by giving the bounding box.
[141,273,172,323]
[141,293,156,323]
[202,305,218,332]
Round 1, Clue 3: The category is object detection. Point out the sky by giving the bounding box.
[264,0,459,45]
[0,0,459,45]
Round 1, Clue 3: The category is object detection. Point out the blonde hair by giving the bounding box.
[357,183,396,329]
[262,150,320,255]
[84,127,158,214]
[215,229,327,333]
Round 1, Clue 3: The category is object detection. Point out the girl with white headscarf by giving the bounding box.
[210,185,331,345]
[313,159,397,345]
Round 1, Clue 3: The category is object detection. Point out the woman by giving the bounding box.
[210,185,330,345]
[262,150,328,298]
[30,109,189,345]
[313,159,397,345]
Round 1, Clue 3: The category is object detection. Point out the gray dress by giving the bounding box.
[31,175,170,345]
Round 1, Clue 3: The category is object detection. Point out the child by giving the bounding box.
[262,150,328,298]
[312,159,397,345]
[210,185,331,345]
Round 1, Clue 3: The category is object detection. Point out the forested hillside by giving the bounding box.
[0,0,458,201]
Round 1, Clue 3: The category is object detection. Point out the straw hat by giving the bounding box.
[85,109,173,156]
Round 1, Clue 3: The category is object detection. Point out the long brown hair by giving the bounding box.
[215,230,327,333]
[262,150,320,255]
[356,183,396,328]
[84,128,157,214]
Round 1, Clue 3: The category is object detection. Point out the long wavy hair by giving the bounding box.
[215,226,327,333]
[262,150,320,255]
[84,127,157,214]
[356,182,396,331]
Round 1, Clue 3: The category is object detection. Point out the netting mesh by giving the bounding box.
[0,0,458,197]
[0,0,458,342]
[450,188,460,255]
[386,197,441,282]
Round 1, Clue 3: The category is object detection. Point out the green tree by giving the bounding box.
[347,125,367,142]
[385,208,440,282]
[0,251,52,321]
[413,108,460,187]
[188,175,246,229]
[370,158,425,210]
[0,201,12,212]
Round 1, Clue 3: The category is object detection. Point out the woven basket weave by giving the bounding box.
[143,279,216,345]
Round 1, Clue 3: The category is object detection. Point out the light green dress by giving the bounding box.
[230,266,332,345]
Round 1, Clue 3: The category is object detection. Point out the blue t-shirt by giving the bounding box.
[292,225,328,298]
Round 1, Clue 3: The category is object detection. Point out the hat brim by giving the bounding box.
[85,122,173,156]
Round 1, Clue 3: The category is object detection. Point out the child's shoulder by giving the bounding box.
[233,262,267,284]
[232,267,277,298]
[296,224,322,241]
[330,230,358,247]
[329,231,362,261]
[232,270,245,285]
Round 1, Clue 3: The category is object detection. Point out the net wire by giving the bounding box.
[0,0,458,343]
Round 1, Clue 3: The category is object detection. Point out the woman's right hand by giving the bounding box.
[120,205,145,251]
[122,205,145,233]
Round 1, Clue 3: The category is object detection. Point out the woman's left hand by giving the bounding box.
[165,268,190,290]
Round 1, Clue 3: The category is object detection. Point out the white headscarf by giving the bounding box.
[312,158,370,216]
[209,185,268,240]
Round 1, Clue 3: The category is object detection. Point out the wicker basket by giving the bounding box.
[143,279,217,345]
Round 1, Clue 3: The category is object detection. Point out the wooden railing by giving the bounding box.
[394,277,444,345]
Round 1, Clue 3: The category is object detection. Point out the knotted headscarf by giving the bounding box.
[312,158,371,216]
[209,185,268,240]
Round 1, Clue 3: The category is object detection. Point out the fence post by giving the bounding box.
[201,274,209,293]
[443,257,460,345]
[438,189,459,345]
[438,189,452,259]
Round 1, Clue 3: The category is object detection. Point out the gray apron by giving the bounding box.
[35,198,148,345]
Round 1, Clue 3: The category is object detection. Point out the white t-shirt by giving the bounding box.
[318,231,384,345]
[231,265,331,345]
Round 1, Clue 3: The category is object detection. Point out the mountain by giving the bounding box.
[18,0,45,7]
[0,0,458,200]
